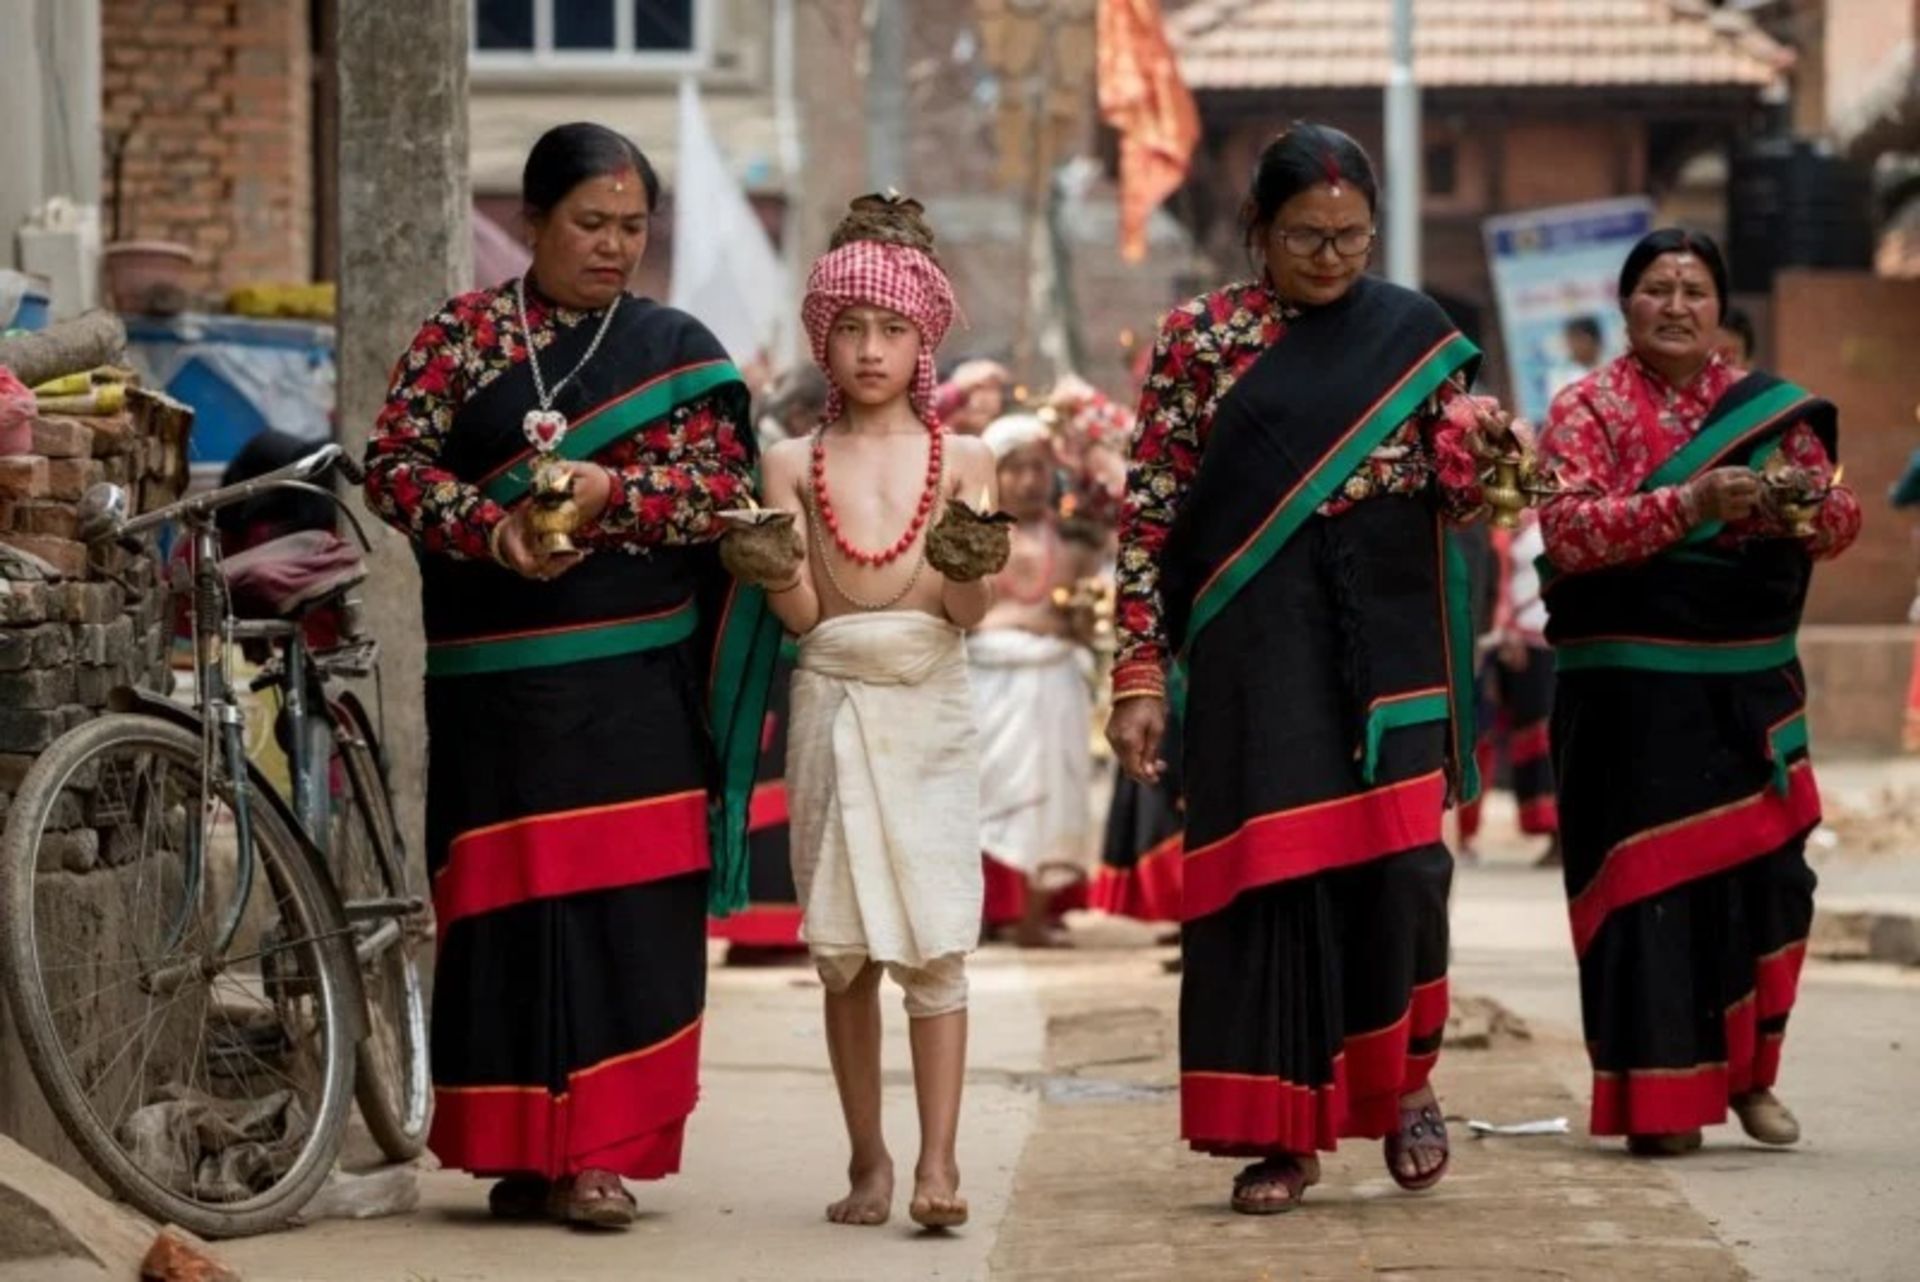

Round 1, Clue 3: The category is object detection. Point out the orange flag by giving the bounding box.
[1097,0,1201,263]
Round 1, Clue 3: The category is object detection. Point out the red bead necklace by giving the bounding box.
[810,427,945,568]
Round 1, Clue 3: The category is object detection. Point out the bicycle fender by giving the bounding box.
[105,687,373,1034]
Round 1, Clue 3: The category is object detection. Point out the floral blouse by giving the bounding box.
[364,280,751,562]
[1538,352,1860,574]
[1112,280,1490,696]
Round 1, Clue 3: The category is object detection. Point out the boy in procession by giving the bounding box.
[719,192,1006,1231]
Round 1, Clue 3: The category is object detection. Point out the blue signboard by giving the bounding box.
[1483,197,1655,424]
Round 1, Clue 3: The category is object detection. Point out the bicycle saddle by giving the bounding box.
[222,530,366,619]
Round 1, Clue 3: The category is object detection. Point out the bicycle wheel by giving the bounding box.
[329,695,432,1162]
[0,714,357,1239]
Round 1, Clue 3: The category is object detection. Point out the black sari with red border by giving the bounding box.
[421,296,781,1180]
[1544,371,1835,1136]
[1157,277,1480,1156]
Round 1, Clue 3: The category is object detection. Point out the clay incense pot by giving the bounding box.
[926,486,1014,582]
[717,494,803,585]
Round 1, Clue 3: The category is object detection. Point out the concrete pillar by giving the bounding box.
[0,1,48,269]
[336,0,471,861]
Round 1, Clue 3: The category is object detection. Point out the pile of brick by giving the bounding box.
[0,390,182,837]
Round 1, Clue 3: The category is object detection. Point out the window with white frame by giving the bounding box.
[473,0,706,68]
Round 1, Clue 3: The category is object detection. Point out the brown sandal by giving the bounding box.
[1231,1157,1310,1215]
[551,1170,637,1229]
[1386,1100,1451,1191]
[1627,1130,1703,1157]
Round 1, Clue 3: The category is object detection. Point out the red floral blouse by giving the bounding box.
[364,281,750,561]
[1111,280,1490,696]
[1538,352,1860,574]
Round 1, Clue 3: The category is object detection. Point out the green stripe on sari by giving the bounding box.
[1555,632,1797,676]
[1182,333,1480,651]
[1442,532,1483,804]
[1643,381,1813,491]
[1767,710,1810,796]
[425,604,698,677]
[482,359,743,505]
[1360,690,1451,786]
[704,582,785,917]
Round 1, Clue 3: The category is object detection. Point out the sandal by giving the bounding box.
[1385,1099,1451,1192]
[550,1169,637,1229]
[1627,1130,1703,1158]
[1230,1157,1310,1215]
[1732,1091,1800,1146]
[487,1175,550,1220]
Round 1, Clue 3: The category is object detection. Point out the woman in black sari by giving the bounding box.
[364,124,779,1227]
[1538,229,1859,1155]
[1106,124,1514,1213]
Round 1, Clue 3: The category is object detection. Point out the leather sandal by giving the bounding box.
[1231,1157,1311,1215]
[1733,1090,1801,1146]
[1386,1099,1451,1192]
[550,1170,637,1229]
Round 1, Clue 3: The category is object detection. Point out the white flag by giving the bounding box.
[669,78,791,367]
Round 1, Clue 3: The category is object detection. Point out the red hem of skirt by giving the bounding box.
[707,903,803,946]
[1589,939,1806,1135]
[1182,771,1447,922]
[1182,977,1447,1154]
[430,1018,702,1180]
[1090,835,1184,922]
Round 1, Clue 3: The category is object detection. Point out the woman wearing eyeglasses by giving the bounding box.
[1105,123,1517,1214]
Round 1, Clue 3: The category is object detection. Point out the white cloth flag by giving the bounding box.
[669,77,791,366]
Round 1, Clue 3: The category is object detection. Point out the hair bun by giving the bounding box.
[830,190,937,255]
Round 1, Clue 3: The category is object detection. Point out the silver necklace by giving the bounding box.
[514,274,621,454]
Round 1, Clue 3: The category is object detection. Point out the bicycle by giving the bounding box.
[0,443,431,1238]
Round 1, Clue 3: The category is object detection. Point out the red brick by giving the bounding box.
[0,456,50,500]
[11,503,80,540]
[0,533,87,578]
[30,417,93,459]
[47,458,106,502]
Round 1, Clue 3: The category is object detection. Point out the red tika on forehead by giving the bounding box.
[1321,149,1343,188]
[802,239,958,428]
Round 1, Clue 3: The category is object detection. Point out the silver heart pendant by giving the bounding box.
[522,408,569,453]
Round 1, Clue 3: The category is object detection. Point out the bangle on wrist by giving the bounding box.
[487,515,512,566]
[767,571,805,595]
[1111,687,1167,706]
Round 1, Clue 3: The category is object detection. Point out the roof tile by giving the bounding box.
[1171,0,1791,90]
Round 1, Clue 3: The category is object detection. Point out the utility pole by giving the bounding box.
[1385,0,1421,287]
[865,0,907,190]
[337,0,472,860]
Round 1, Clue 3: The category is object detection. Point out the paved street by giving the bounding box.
[218,801,1920,1282]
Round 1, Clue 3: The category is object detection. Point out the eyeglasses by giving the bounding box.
[1276,226,1376,258]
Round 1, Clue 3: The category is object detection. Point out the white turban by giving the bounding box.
[981,412,1051,461]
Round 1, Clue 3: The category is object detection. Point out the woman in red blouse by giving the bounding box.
[362,124,779,1227]
[1104,124,1517,1213]
[1537,229,1859,1158]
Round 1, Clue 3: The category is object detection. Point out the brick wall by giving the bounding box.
[1773,269,1920,625]
[0,388,183,1179]
[102,0,314,291]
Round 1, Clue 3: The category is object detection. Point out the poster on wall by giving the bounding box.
[1483,197,1655,424]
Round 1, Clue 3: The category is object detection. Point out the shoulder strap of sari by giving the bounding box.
[1172,279,1479,654]
[1642,371,1831,492]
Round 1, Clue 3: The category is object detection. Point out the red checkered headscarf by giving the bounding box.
[802,239,957,428]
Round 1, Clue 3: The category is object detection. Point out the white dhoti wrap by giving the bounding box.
[969,628,1094,878]
[789,612,982,1002]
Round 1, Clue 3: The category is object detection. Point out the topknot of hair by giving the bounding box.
[830,190,937,256]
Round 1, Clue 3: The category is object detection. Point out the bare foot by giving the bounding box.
[909,1161,968,1229]
[826,1158,894,1227]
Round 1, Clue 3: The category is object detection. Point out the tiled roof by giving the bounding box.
[1171,0,1792,92]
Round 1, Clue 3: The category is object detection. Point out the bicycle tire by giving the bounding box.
[330,695,432,1162]
[0,714,357,1238]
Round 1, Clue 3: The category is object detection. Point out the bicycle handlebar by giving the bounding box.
[109,444,352,541]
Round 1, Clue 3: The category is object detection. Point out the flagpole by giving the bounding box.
[1385,0,1421,287]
